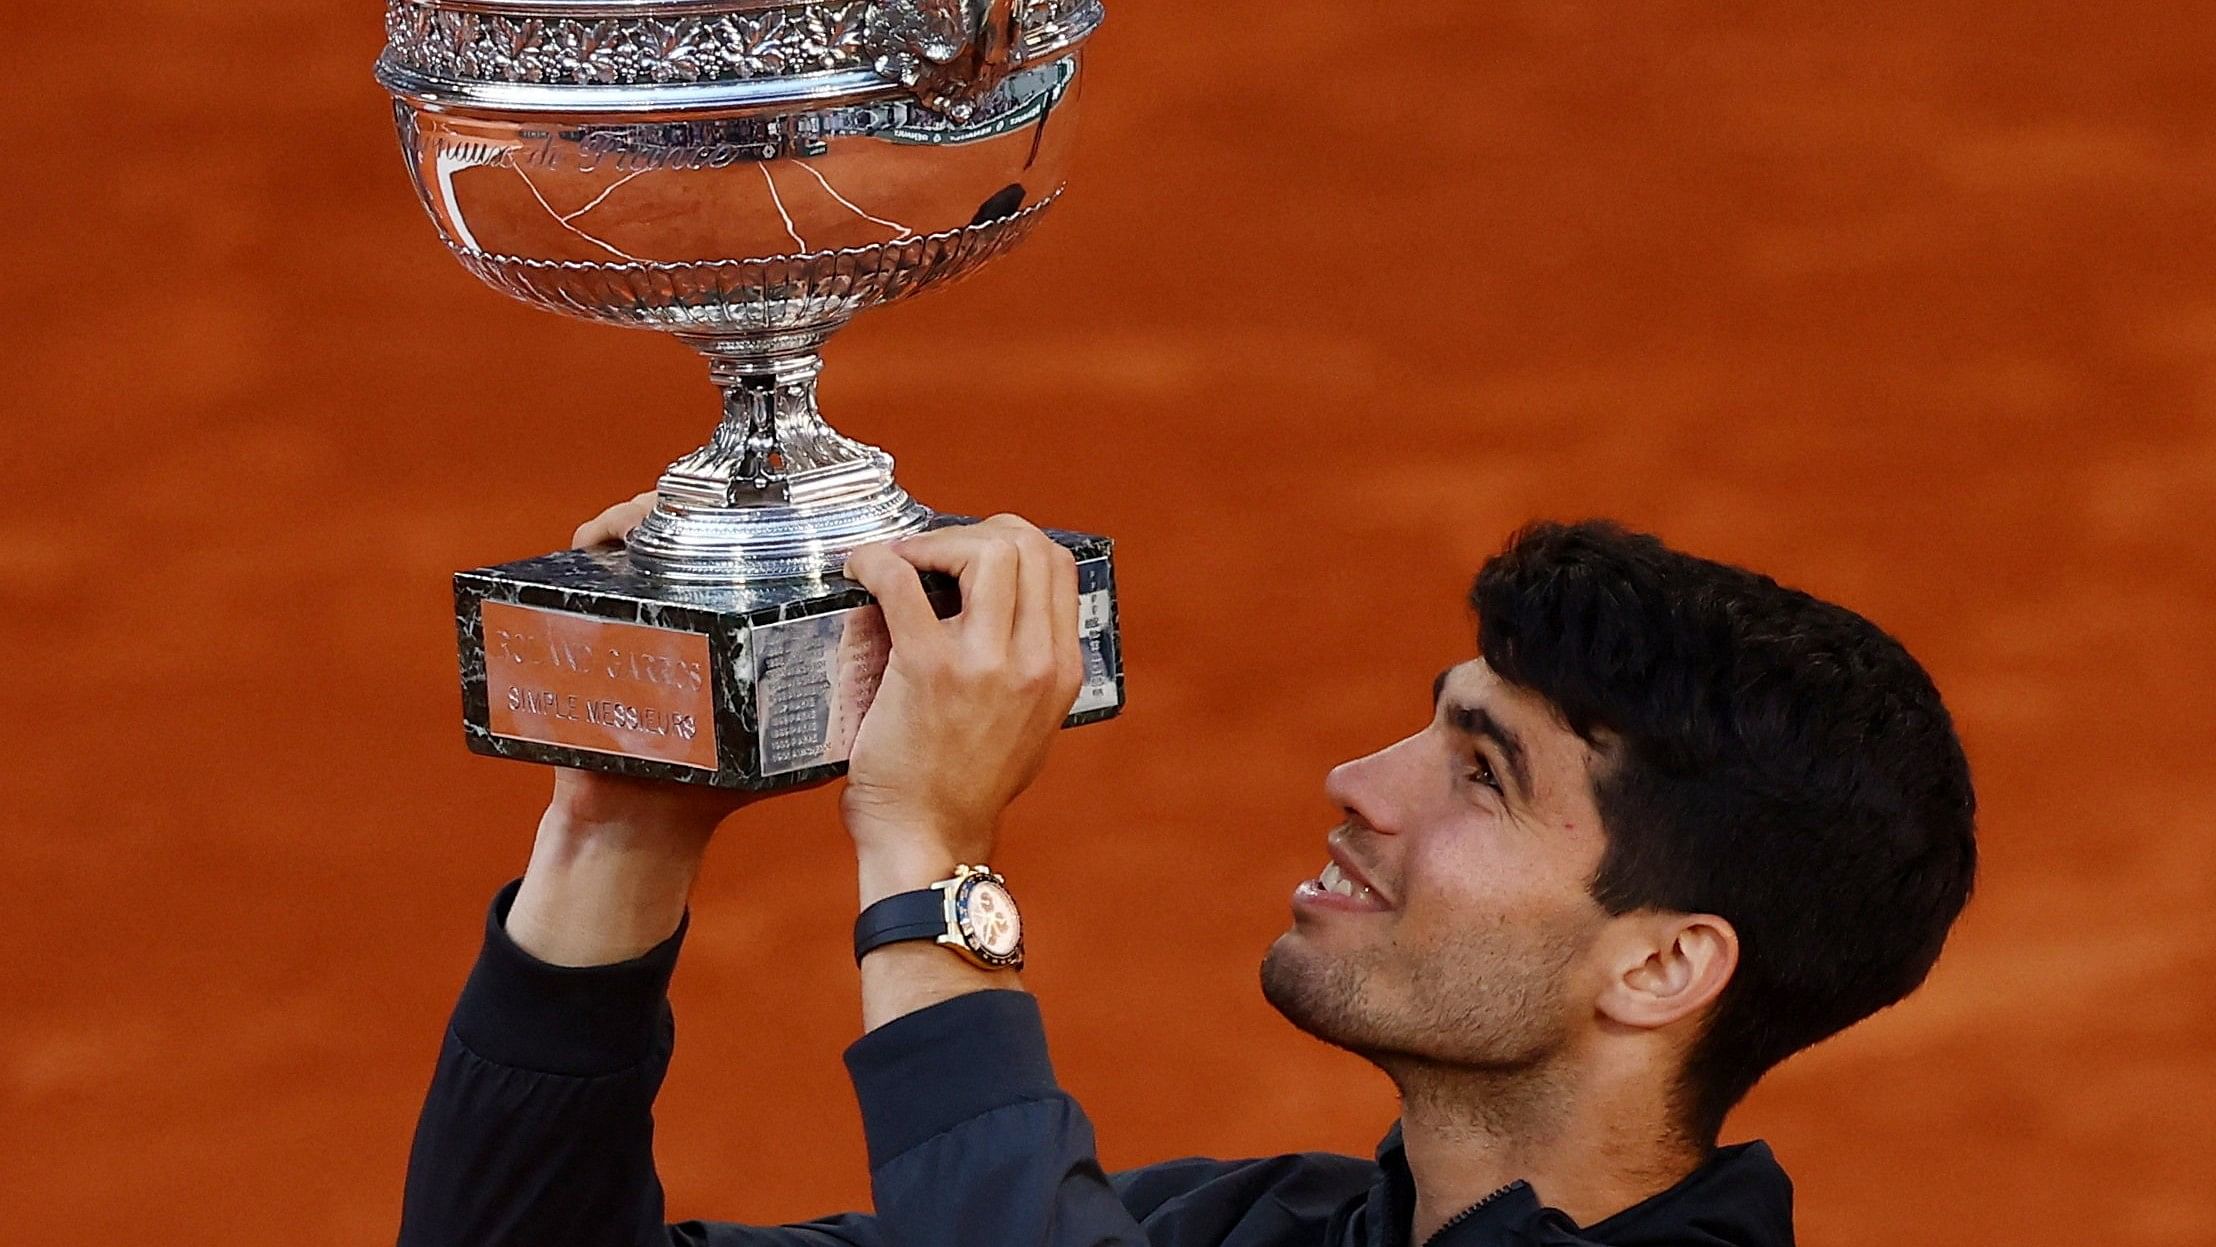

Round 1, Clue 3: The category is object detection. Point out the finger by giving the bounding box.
[573,490,659,549]
[1048,543,1083,709]
[975,515,1082,672]
[845,542,947,659]
[1011,530,1054,662]
[1047,540,1080,660]
[943,534,1017,648]
[887,525,999,579]
[892,513,1041,570]
[891,526,1021,644]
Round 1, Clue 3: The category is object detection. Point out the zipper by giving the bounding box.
[1417,1180,1525,1247]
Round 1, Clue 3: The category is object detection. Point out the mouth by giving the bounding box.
[1291,835,1392,914]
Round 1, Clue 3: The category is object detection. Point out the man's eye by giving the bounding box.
[1466,755,1501,792]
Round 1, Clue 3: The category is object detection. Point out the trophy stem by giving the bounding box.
[625,333,932,583]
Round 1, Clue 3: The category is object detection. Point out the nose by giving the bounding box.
[1324,732,1427,835]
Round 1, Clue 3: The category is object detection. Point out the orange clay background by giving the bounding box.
[3,3,2213,1244]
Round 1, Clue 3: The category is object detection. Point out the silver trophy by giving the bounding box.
[375,0,1122,788]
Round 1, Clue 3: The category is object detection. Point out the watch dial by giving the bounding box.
[965,881,1022,958]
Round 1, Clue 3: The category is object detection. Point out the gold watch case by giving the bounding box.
[931,865,1026,971]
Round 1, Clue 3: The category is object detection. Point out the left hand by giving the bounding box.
[839,516,1085,877]
[544,489,761,841]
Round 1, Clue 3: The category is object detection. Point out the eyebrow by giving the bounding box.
[1434,668,1534,799]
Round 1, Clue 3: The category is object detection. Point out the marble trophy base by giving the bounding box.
[454,521,1123,790]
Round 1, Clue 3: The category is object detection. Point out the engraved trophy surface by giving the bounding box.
[375,0,1122,788]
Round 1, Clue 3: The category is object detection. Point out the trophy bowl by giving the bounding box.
[375,0,1124,789]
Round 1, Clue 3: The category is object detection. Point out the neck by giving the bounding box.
[1388,1055,1706,1242]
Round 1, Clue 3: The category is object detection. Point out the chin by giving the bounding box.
[1259,933,1371,1049]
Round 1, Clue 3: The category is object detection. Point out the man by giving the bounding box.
[398,502,1977,1247]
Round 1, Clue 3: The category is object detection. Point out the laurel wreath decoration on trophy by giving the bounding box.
[381,0,1100,115]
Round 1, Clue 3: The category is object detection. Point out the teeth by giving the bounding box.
[1317,862,1370,899]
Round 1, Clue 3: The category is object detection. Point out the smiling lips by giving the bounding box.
[1294,840,1392,912]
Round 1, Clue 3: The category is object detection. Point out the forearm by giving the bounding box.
[507,803,715,966]
[401,881,686,1247]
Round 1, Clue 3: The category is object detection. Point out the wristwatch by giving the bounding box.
[852,864,1025,971]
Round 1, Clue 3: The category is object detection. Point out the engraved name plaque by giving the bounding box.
[754,607,890,777]
[481,601,718,770]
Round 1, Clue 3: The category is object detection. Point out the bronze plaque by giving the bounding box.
[481,600,717,770]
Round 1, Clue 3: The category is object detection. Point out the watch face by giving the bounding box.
[958,878,1023,961]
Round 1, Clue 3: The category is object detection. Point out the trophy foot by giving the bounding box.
[454,521,1124,790]
[625,486,934,582]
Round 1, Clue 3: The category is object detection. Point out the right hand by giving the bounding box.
[838,517,1086,884]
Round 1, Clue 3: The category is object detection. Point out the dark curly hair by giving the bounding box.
[1472,520,1977,1142]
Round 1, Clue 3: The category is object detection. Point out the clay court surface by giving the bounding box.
[5,2,2213,1243]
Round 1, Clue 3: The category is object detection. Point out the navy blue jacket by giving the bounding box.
[399,883,1797,1247]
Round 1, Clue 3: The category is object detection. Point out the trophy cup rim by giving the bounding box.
[373,57,899,115]
[375,0,1106,116]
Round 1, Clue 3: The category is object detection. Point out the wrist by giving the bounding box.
[848,803,998,901]
[537,803,718,860]
[854,842,966,909]
[546,771,733,845]
[508,805,710,967]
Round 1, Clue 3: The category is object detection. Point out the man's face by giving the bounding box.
[1261,659,1616,1071]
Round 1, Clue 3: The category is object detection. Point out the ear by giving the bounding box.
[1594,913,1739,1032]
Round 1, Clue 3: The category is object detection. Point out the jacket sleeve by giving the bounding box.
[841,988,1150,1247]
[400,882,1174,1247]
[396,880,884,1247]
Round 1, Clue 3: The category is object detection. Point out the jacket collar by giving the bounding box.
[1365,1123,1796,1247]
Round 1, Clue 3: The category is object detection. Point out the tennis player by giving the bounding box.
[398,501,1975,1247]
